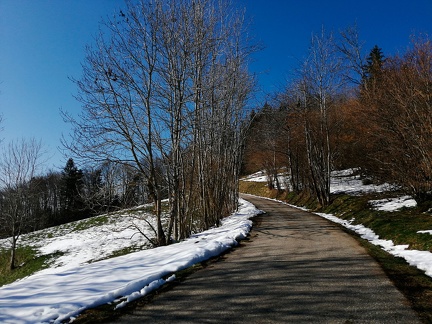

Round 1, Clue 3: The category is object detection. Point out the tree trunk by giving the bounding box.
[10,234,17,270]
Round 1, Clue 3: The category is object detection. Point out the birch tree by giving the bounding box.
[298,28,343,206]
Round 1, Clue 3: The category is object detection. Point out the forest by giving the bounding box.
[1,0,431,271]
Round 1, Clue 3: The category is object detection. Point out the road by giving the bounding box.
[110,194,421,323]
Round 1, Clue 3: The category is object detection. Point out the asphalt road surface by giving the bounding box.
[110,194,421,323]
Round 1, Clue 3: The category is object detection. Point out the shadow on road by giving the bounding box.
[109,195,420,323]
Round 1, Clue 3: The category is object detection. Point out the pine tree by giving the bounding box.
[361,45,385,91]
[60,158,84,220]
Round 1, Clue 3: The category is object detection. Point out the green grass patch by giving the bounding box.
[0,246,63,287]
[284,190,320,210]
[105,244,150,260]
[73,215,110,231]
[239,180,320,210]
[123,201,170,216]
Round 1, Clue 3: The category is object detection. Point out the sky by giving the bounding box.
[1,172,432,323]
[0,0,431,169]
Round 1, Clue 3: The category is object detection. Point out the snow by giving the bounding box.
[418,230,432,235]
[0,205,157,273]
[369,196,417,212]
[242,170,268,182]
[242,170,288,189]
[0,199,262,324]
[330,169,394,195]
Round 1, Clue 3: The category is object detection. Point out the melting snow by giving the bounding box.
[0,199,262,324]
[369,196,417,212]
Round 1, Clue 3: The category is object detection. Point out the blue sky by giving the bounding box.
[1,0,431,169]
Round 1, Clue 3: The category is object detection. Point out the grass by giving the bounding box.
[320,193,432,252]
[239,180,285,200]
[123,201,171,215]
[106,244,150,259]
[239,180,319,209]
[0,246,63,287]
[72,215,110,231]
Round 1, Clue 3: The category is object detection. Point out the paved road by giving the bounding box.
[110,194,421,323]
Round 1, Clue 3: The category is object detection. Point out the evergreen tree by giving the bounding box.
[60,158,84,220]
[361,45,385,91]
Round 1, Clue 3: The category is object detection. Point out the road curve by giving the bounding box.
[109,194,421,323]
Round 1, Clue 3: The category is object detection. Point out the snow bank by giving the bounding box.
[0,198,262,324]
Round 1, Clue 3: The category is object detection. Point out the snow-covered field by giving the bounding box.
[0,199,262,324]
[330,169,395,195]
[0,205,157,273]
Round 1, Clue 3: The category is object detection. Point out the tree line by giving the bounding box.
[244,29,432,207]
[0,151,156,268]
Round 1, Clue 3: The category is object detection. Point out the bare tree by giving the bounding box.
[338,24,366,85]
[297,28,343,206]
[64,0,253,245]
[0,138,44,270]
[275,88,312,193]
[362,37,432,203]
[63,0,169,245]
